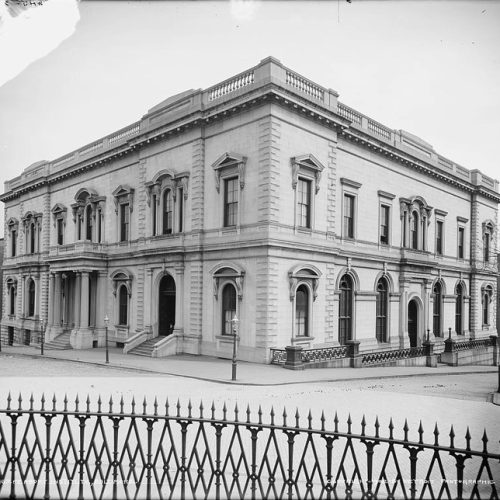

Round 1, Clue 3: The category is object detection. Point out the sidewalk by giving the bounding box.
[1,343,497,386]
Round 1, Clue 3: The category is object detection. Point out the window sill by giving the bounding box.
[216,334,240,342]
[291,336,315,344]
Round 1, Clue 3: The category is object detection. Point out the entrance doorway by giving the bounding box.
[159,275,176,336]
[8,327,14,346]
[408,299,418,348]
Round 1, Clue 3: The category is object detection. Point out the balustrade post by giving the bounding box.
[489,335,499,366]
[346,340,362,368]
[422,338,437,367]
[284,345,304,370]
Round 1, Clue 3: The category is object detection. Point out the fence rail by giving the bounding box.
[0,394,498,499]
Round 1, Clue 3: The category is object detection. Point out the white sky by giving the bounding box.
[0,0,499,235]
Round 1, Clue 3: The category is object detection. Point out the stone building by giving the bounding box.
[1,57,498,362]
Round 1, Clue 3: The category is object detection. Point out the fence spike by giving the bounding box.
[307,409,312,430]
[296,408,301,429]
[64,394,68,412]
[347,413,352,433]
[86,394,90,413]
[361,415,366,436]
[246,404,251,424]
[403,419,409,441]
[131,397,136,415]
[389,418,394,440]
[74,395,79,413]
[41,393,46,412]
[7,392,11,411]
[165,398,169,417]
[270,406,275,426]
[482,429,488,453]
[465,427,471,452]
[154,397,158,417]
[334,411,339,433]
[434,423,439,446]
[211,401,215,420]
[234,402,239,422]
[199,400,203,419]
[29,393,34,411]
[109,395,113,413]
[418,421,424,444]
[97,395,102,413]
[282,407,287,426]
[53,393,57,412]
[375,416,380,438]
[176,399,181,418]
[120,396,124,414]
[258,405,262,425]
[18,393,22,411]
[321,411,325,432]
[188,399,192,418]
[449,425,455,448]
[143,396,147,415]
[223,402,227,421]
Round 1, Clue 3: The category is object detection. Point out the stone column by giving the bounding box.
[34,276,40,318]
[74,272,81,329]
[48,273,54,326]
[53,273,62,332]
[80,272,90,329]
[399,283,408,348]
[174,265,185,331]
[144,268,153,333]
[96,271,107,339]
[20,275,26,318]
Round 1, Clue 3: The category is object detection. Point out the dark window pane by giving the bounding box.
[295,285,309,336]
[222,285,237,335]
[119,285,128,325]
[224,178,238,227]
[344,195,355,238]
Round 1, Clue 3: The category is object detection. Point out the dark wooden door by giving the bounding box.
[408,300,418,348]
[159,275,176,336]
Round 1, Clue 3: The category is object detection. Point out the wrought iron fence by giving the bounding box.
[361,347,426,366]
[0,394,498,499]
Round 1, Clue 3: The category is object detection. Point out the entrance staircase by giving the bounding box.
[128,338,162,357]
[45,332,72,350]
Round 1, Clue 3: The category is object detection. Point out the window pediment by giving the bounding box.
[146,172,189,205]
[51,204,67,227]
[212,152,246,192]
[111,269,133,296]
[113,185,135,213]
[211,263,245,299]
[288,264,321,301]
[7,217,19,231]
[291,154,325,193]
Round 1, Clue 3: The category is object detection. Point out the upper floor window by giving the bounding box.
[112,185,134,243]
[7,218,19,257]
[224,177,238,227]
[163,189,173,234]
[380,205,390,245]
[436,220,444,255]
[458,227,465,259]
[400,196,432,251]
[296,178,311,228]
[482,221,494,263]
[72,188,105,243]
[343,195,355,239]
[341,178,361,240]
[21,212,42,254]
[481,284,493,327]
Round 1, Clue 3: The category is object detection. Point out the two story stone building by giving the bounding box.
[1,57,498,362]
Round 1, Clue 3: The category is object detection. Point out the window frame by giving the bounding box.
[296,177,312,229]
[112,185,134,243]
[340,178,361,241]
[432,281,443,337]
[118,284,129,326]
[338,273,354,345]
[223,177,239,228]
[375,277,389,342]
[120,203,130,242]
[221,283,237,336]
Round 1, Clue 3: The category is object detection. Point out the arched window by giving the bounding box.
[410,211,419,250]
[455,283,464,335]
[28,279,36,317]
[30,222,36,253]
[118,285,128,326]
[482,285,493,326]
[295,285,309,337]
[376,278,388,342]
[222,284,237,335]
[85,205,93,240]
[432,281,442,336]
[9,286,16,315]
[163,189,173,234]
[339,274,353,345]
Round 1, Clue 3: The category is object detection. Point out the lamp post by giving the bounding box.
[104,314,109,364]
[231,315,239,381]
[40,320,45,356]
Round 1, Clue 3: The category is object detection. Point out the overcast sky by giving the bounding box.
[0,0,499,235]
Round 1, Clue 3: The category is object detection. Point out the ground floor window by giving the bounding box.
[222,284,237,335]
[376,278,388,342]
[295,285,309,336]
[339,274,353,345]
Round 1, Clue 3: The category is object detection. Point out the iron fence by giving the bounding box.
[0,394,498,499]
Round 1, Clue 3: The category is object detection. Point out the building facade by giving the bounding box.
[1,57,498,362]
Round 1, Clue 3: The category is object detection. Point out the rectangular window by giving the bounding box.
[178,188,184,232]
[380,205,390,245]
[224,178,238,227]
[11,230,17,257]
[56,219,64,245]
[458,227,464,259]
[343,194,355,238]
[120,203,130,242]
[436,221,443,255]
[296,178,311,228]
[152,195,157,236]
[484,233,490,262]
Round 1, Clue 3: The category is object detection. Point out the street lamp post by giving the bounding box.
[231,316,239,381]
[104,314,109,364]
[40,320,45,356]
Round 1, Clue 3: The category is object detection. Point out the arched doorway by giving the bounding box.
[159,275,176,335]
[408,299,419,348]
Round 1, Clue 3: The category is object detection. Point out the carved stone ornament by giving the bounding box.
[212,152,247,193]
[290,154,325,193]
